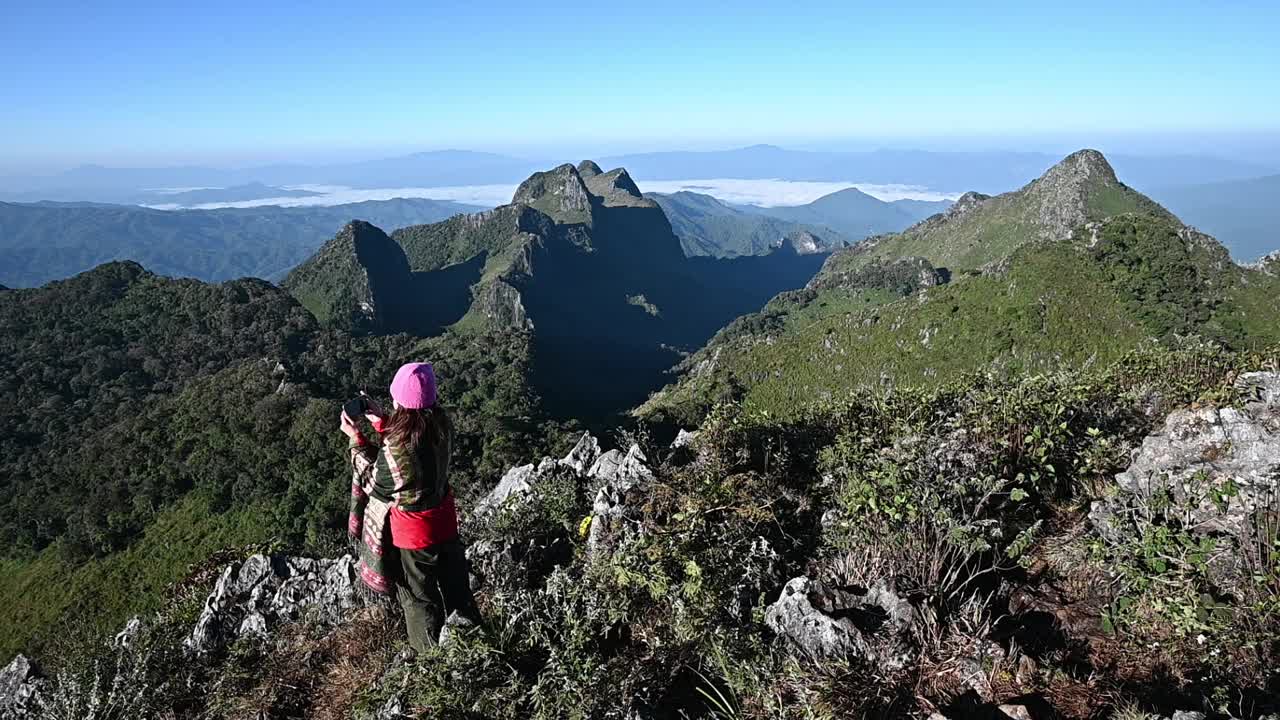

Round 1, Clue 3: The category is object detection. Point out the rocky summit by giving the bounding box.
[825,148,1173,276]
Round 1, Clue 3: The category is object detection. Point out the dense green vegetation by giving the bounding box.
[0,198,479,288]
[642,215,1280,425]
[282,221,411,331]
[43,343,1280,718]
[640,152,1280,426]
[0,262,554,659]
[392,205,551,273]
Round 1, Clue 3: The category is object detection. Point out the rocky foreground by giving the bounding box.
[4,360,1279,719]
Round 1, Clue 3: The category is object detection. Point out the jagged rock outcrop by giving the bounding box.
[185,554,365,653]
[945,191,991,219]
[1091,372,1280,584]
[671,429,699,449]
[468,434,657,568]
[370,696,411,720]
[561,432,603,474]
[477,276,531,330]
[512,163,594,223]
[473,432,603,516]
[1027,149,1120,239]
[809,255,946,294]
[764,577,917,669]
[114,616,145,650]
[587,445,656,556]
[583,167,650,208]
[467,434,656,590]
[471,432,656,522]
[1159,713,1207,720]
[780,230,823,254]
[1252,249,1280,276]
[0,655,42,716]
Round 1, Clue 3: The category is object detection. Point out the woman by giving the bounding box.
[341,361,480,654]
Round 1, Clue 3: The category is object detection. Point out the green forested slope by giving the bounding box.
[639,152,1280,425]
[0,262,553,659]
[283,161,833,418]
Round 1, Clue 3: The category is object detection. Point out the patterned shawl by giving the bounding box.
[350,445,396,595]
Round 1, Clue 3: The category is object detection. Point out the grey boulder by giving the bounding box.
[1092,372,1280,543]
[764,577,917,670]
[0,654,42,715]
[185,553,365,653]
[587,444,655,556]
[473,432,602,517]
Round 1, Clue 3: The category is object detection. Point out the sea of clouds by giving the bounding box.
[145,178,961,211]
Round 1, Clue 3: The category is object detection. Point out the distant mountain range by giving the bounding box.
[1148,174,1280,262]
[650,189,949,257]
[0,150,544,202]
[738,187,949,236]
[0,197,483,288]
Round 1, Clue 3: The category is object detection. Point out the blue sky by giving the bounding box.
[2,1,1278,171]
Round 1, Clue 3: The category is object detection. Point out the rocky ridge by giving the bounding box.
[806,254,946,294]
[815,149,1174,280]
[512,163,595,224]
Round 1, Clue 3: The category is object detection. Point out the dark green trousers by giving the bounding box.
[396,539,479,652]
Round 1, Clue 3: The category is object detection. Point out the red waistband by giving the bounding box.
[388,493,459,550]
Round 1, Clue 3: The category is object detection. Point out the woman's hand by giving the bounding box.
[339,411,361,440]
[362,398,387,425]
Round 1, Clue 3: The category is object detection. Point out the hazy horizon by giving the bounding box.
[5,133,1280,178]
[4,2,1279,174]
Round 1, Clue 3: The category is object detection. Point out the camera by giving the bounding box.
[343,396,369,421]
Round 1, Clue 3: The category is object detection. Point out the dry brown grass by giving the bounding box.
[208,605,398,720]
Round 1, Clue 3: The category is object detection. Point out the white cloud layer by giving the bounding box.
[144,179,961,211]
[635,179,961,205]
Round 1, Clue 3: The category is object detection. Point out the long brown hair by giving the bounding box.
[383,404,451,455]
